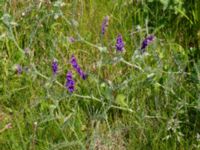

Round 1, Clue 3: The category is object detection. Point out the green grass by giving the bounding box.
[0,0,200,149]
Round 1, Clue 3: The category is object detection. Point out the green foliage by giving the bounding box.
[0,0,199,149]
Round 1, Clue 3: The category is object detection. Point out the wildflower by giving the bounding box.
[70,55,87,80]
[140,35,155,53]
[68,36,75,43]
[116,34,124,51]
[52,59,58,75]
[16,64,22,74]
[24,47,30,55]
[101,16,109,35]
[66,71,75,93]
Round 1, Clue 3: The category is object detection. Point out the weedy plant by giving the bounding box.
[0,0,199,150]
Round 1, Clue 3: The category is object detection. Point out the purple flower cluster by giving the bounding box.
[52,59,58,75]
[16,64,22,74]
[46,19,155,94]
[68,36,75,43]
[101,16,109,35]
[50,55,87,93]
[70,55,87,80]
[141,35,155,52]
[116,34,124,52]
[65,71,75,93]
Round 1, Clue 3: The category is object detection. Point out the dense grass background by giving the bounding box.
[0,0,200,149]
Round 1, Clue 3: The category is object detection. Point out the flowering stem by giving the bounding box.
[8,26,24,55]
[120,58,144,72]
[73,94,102,103]
[76,33,102,50]
[33,66,133,113]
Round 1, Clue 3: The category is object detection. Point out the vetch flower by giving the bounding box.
[116,34,124,52]
[16,64,22,74]
[66,71,75,93]
[101,16,109,35]
[140,35,155,53]
[52,59,58,75]
[70,55,87,80]
[68,36,75,43]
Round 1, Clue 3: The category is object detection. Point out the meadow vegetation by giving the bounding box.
[0,0,200,149]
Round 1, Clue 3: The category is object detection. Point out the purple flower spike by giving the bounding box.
[141,35,155,53]
[70,55,87,80]
[66,71,75,93]
[101,16,109,35]
[16,64,22,74]
[116,34,124,52]
[52,59,58,75]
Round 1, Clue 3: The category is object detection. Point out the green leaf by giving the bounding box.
[116,94,128,107]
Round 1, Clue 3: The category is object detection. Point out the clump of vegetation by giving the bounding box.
[0,0,199,149]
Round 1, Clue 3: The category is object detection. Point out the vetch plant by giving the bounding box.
[16,64,22,74]
[101,16,109,35]
[116,34,125,52]
[68,36,75,43]
[52,59,58,75]
[140,35,155,53]
[1,1,198,149]
[70,55,87,80]
[65,71,75,93]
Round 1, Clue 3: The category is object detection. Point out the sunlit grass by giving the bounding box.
[0,0,199,149]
